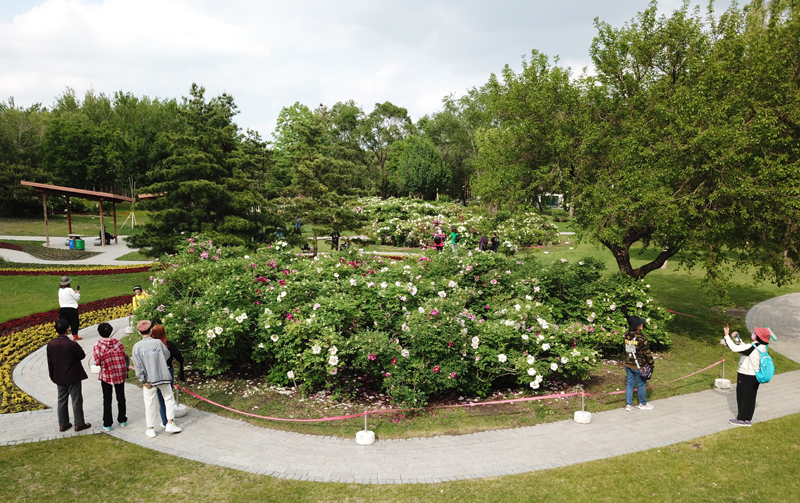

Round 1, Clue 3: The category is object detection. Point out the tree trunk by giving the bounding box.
[312,229,318,257]
[602,239,678,278]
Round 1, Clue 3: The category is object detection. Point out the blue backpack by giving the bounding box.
[753,344,775,383]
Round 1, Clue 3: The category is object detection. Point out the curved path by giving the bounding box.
[0,235,150,265]
[2,296,800,484]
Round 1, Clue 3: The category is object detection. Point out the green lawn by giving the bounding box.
[2,411,798,502]
[0,208,149,237]
[0,272,153,323]
[114,250,152,261]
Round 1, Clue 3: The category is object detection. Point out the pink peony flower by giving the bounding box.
[391,358,397,365]
[188,248,194,253]
[433,366,440,373]
[448,342,454,347]
[369,354,377,361]
[490,279,497,285]
[450,372,457,378]
[200,251,209,259]
[431,309,439,316]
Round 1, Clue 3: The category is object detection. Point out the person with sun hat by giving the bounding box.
[723,325,777,426]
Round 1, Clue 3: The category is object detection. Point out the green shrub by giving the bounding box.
[134,236,671,405]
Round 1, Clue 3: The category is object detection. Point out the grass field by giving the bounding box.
[2,411,798,502]
[0,208,148,238]
[114,250,152,261]
[0,271,153,323]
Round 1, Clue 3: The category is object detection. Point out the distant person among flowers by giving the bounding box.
[150,324,184,429]
[623,315,654,411]
[723,326,776,427]
[490,235,500,253]
[131,320,181,437]
[132,285,150,311]
[433,233,445,252]
[47,319,91,432]
[330,230,340,251]
[449,227,459,253]
[58,275,82,341]
[92,322,128,431]
[478,236,488,251]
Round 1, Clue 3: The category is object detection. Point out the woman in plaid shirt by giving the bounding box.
[92,322,129,431]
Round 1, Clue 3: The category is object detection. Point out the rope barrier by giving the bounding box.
[170,358,725,422]
[664,308,728,326]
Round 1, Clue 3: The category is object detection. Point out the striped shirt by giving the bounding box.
[131,337,172,386]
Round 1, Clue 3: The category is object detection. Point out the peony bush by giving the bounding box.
[356,197,559,250]
[134,236,671,405]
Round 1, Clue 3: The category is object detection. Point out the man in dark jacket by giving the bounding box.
[47,319,91,432]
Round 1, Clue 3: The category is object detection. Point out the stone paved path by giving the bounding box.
[2,296,799,484]
[0,235,150,265]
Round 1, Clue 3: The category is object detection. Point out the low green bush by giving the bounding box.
[134,236,671,405]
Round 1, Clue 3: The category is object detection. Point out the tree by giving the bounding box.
[471,50,580,211]
[387,136,451,200]
[361,102,412,198]
[128,84,268,255]
[275,103,363,255]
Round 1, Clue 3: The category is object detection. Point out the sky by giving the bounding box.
[0,0,734,138]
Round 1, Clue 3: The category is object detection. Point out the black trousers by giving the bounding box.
[56,382,85,427]
[736,372,760,421]
[101,381,127,427]
[58,307,79,335]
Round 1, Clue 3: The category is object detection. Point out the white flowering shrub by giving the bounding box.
[134,236,671,406]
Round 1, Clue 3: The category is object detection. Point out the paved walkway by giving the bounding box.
[0,235,151,265]
[2,297,799,484]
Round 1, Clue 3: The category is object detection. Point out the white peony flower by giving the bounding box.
[418,307,425,313]
[586,299,593,307]
[527,355,535,365]
[401,323,410,332]
[334,273,339,278]
[350,278,357,286]
[214,326,223,335]
[400,296,407,302]
[527,367,536,376]
[534,286,541,292]
[542,343,551,351]
[381,282,388,289]
[448,280,457,288]
[498,354,507,363]
[550,363,558,371]
[525,295,532,300]
[270,334,279,342]
[258,343,264,349]
[329,367,338,375]
[438,291,447,298]
[562,357,569,364]
[312,345,322,354]
[522,334,529,340]
[329,346,338,355]
[637,301,643,308]
[530,381,539,389]
[287,371,295,379]
[313,303,321,310]
[401,349,410,358]
[537,317,549,329]
[610,304,616,311]
[328,355,339,366]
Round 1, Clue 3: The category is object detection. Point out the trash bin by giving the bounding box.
[68,239,75,249]
[74,239,85,250]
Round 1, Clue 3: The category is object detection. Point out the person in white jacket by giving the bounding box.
[723,326,776,427]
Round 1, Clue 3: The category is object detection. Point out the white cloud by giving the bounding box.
[0,0,735,136]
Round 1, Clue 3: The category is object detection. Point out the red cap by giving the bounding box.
[753,327,771,344]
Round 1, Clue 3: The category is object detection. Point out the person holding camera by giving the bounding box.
[623,315,654,411]
[723,326,775,427]
[58,276,82,341]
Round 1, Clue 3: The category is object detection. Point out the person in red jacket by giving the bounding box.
[47,319,91,432]
[92,322,128,431]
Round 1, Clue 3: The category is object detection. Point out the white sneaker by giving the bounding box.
[625,405,633,411]
[639,403,654,410]
[145,428,156,438]
[165,422,182,434]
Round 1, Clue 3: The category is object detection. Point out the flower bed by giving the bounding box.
[356,197,560,252]
[0,298,133,413]
[134,236,671,406]
[0,242,23,251]
[0,264,154,277]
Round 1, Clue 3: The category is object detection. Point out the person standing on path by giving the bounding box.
[151,324,184,428]
[132,285,150,311]
[623,315,655,411]
[131,320,181,437]
[723,326,776,427]
[47,319,91,432]
[92,322,128,431]
[449,227,459,254]
[58,276,82,341]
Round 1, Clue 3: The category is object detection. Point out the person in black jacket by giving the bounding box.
[47,319,91,432]
[151,324,184,428]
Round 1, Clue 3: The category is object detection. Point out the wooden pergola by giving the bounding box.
[20,181,135,247]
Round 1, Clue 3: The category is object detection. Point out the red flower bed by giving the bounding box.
[0,295,132,337]
[0,242,23,252]
[0,265,153,277]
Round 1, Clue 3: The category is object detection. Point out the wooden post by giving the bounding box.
[113,203,118,244]
[66,196,72,236]
[99,199,105,248]
[42,193,49,247]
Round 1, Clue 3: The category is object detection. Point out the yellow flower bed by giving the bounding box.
[0,305,132,414]
[0,263,154,276]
